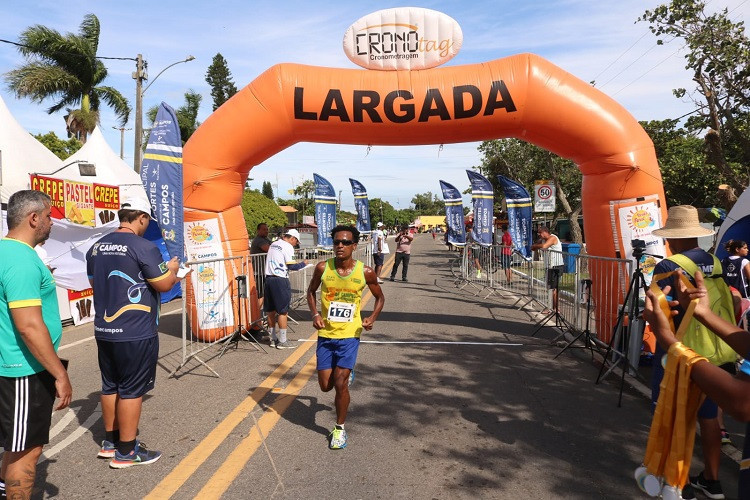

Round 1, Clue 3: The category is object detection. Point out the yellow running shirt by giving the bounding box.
[319,259,366,339]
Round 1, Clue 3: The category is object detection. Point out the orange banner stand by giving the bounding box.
[183,53,666,341]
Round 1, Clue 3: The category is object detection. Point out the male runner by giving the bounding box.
[306,225,385,449]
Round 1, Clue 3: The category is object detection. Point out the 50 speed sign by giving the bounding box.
[534,180,556,213]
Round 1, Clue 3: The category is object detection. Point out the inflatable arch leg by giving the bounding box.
[183,53,666,342]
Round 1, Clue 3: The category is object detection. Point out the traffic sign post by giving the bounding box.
[534,180,556,213]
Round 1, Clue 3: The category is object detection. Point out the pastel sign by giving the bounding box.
[343,7,463,71]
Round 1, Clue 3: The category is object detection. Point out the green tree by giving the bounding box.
[5,14,130,143]
[411,191,445,215]
[639,1,750,197]
[241,190,287,238]
[476,139,583,244]
[146,90,202,145]
[368,198,397,226]
[205,53,239,111]
[641,119,719,206]
[33,131,82,159]
[262,181,274,200]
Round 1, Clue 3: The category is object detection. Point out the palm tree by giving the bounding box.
[4,14,130,143]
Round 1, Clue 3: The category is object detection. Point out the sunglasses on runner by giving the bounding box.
[333,239,355,246]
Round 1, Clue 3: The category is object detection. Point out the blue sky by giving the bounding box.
[1,1,748,211]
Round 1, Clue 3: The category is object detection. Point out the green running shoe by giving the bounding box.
[329,426,347,450]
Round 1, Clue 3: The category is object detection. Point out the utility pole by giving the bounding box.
[132,54,146,172]
[338,190,342,217]
[112,126,132,160]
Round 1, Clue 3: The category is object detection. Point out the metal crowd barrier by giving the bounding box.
[175,242,373,377]
[454,244,632,342]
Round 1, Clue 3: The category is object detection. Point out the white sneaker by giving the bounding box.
[377,278,384,284]
[276,340,296,349]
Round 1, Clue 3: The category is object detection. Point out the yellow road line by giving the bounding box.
[144,334,316,499]
[146,256,388,499]
[196,354,318,499]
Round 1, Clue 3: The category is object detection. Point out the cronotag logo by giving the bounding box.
[343,7,463,71]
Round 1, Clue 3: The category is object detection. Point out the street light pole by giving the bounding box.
[132,54,195,173]
[112,126,132,159]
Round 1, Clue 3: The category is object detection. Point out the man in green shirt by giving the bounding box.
[0,190,71,498]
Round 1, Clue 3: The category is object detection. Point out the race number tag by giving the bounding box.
[327,301,355,322]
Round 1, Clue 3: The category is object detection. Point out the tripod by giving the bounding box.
[219,275,268,357]
[595,255,651,406]
[532,267,573,336]
[554,279,600,360]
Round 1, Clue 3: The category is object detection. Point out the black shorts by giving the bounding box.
[0,370,56,451]
[97,337,159,399]
[263,275,291,314]
[546,265,565,289]
[373,253,384,266]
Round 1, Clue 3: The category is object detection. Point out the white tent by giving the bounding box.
[0,98,150,324]
[61,126,147,201]
[0,95,62,203]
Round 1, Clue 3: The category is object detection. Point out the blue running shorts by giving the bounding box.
[263,275,291,314]
[316,337,360,371]
[97,336,159,399]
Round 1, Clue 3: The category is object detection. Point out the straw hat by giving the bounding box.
[651,205,715,238]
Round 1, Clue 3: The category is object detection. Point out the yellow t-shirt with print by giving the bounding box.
[319,259,366,339]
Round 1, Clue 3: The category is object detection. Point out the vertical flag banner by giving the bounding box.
[313,173,336,248]
[497,175,533,258]
[141,102,184,261]
[349,178,371,234]
[439,180,466,247]
[466,170,494,246]
[140,102,183,302]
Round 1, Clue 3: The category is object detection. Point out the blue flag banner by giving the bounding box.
[497,175,533,258]
[466,170,494,247]
[140,102,183,302]
[439,180,466,247]
[314,173,336,248]
[349,178,371,235]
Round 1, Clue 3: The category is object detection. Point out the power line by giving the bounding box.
[591,31,649,84]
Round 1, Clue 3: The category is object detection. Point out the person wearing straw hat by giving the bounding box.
[650,205,730,500]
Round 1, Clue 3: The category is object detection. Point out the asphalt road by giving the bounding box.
[20,234,742,499]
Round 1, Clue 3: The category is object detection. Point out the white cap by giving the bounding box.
[376,222,384,227]
[121,198,156,220]
[284,228,301,240]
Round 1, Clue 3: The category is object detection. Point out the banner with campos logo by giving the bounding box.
[343,7,463,71]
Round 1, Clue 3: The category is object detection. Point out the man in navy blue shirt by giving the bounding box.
[86,198,179,468]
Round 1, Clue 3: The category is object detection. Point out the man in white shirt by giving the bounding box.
[371,222,385,283]
[264,229,308,348]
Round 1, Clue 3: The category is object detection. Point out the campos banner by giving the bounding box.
[466,170,493,247]
[314,173,336,248]
[439,180,466,247]
[497,175,533,258]
[343,7,463,71]
[349,178,371,235]
[141,102,185,262]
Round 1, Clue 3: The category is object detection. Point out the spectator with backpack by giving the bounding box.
[650,205,735,500]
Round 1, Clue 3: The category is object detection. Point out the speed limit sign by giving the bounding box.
[534,180,556,212]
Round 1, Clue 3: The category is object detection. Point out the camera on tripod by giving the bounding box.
[631,238,647,260]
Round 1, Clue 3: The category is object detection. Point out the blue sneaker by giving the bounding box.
[348,369,355,387]
[98,439,116,458]
[109,441,162,469]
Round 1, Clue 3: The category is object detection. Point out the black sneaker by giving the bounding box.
[681,483,697,500]
[389,277,395,282]
[402,278,408,282]
[690,471,725,499]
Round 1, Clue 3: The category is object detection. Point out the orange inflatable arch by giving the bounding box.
[183,53,666,342]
